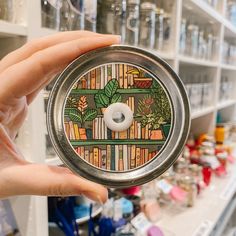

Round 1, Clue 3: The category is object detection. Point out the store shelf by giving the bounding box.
[158,162,236,236]
[217,100,236,110]
[45,156,63,165]
[183,0,222,25]
[178,55,218,67]
[0,20,27,37]
[191,106,215,119]
[221,63,236,71]
[223,19,236,38]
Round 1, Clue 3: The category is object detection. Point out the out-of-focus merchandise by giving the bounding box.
[204,0,219,10]
[139,2,155,49]
[41,0,85,31]
[222,41,236,65]
[84,0,97,32]
[97,0,126,42]
[0,0,13,22]
[125,0,140,46]
[227,0,236,26]
[180,18,218,60]
[96,1,172,50]
[181,72,213,111]
[219,76,234,102]
[179,18,187,54]
[47,127,236,235]
[154,8,164,50]
[41,0,58,29]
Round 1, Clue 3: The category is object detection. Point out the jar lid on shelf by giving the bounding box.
[47,45,190,187]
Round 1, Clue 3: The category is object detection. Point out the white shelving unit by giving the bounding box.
[1,0,236,235]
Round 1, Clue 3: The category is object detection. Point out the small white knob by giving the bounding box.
[103,103,134,132]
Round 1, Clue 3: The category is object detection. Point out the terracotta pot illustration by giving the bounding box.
[134,78,153,89]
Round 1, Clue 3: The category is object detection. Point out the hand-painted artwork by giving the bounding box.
[64,63,172,171]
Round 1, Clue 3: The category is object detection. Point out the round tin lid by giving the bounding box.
[47,45,190,188]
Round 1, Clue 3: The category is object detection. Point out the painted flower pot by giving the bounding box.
[162,124,171,139]
[134,78,153,88]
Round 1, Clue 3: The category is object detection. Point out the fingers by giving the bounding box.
[0,35,120,102]
[0,163,108,203]
[0,31,104,73]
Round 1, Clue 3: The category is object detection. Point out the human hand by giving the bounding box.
[0,31,120,202]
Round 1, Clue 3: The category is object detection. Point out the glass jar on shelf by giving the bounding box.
[191,25,199,58]
[84,0,97,32]
[179,18,187,55]
[97,0,126,43]
[206,32,213,60]
[139,2,156,49]
[59,0,71,31]
[0,0,13,22]
[227,1,236,26]
[125,0,140,46]
[41,0,59,29]
[68,0,84,30]
[163,12,172,51]
[212,35,219,61]
[198,30,207,59]
[154,8,164,51]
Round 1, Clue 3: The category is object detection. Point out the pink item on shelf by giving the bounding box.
[227,155,235,163]
[147,226,164,236]
[214,165,227,176]
[122,186,141,195]
[170,186,187,202]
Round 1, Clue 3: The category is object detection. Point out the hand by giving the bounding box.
[0,31,120,202]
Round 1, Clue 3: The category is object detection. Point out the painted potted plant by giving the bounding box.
[150,80,171,139]
[67,96,97,139]
[94,79,121,112]
[126,68,153,89]
[137,96,165,140]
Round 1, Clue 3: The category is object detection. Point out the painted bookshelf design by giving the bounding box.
[64,63,172,171]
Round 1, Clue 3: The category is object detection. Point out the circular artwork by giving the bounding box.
[64,63,172,171]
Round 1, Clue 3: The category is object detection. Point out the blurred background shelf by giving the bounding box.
[158,162,236,236]
[0,20,27,37]
[217,99,236,110]
[191,106,215,119]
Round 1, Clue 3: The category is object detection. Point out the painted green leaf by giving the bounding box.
[104,79,119,97]
[94,91,109,108]
[83,109,97,122]
[111,93,122,104]
[68,110,82,123]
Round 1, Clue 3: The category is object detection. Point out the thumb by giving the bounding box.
[0,163,108,203]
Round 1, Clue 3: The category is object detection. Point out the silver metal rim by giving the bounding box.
[47,45,191,188]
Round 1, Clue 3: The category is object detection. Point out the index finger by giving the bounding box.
[0,35,120,102]
[0,31,102,73]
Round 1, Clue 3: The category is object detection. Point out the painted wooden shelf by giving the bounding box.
[0,20,27,37]
[70,140,165,146]
[70,88,152,95]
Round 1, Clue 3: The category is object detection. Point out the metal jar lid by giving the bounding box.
[47,45,190,188]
